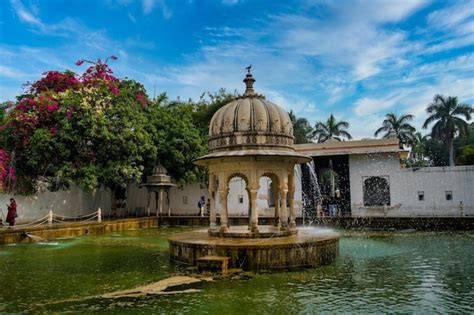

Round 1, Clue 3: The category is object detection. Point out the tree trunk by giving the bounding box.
[448,138,454,166]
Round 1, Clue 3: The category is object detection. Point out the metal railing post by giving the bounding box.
[48,210,53,226]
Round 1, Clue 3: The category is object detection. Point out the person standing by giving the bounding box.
[198,196,205,217]
[6,198,17,226]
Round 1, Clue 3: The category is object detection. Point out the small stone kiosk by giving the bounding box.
[140,164,176,218]
[168,70,339,271]
[194,69,311,236]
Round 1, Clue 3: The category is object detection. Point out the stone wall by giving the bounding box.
[0,185,111,223]
[349,154,474,217]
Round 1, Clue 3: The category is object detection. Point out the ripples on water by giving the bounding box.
[0,228,472,314]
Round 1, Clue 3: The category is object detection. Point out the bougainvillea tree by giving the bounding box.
[1,57,207,197]
[1,57,156,194]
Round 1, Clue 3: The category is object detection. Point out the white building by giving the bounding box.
[296,137,474,217]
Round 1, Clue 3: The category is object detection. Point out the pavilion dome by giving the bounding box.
[207,70,294,154]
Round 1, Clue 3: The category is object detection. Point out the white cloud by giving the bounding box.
[0,65,28,79]
[354,98,396,117]
[427,0,474,31]
[142,0,154,14]
[142,0,172,18]
[10,0,44,28]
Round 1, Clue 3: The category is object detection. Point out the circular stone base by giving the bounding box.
[168,226,339,271]
[208,225,297,238]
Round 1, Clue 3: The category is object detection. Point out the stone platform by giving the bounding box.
[208,225,297,238]
[168,226,339,271]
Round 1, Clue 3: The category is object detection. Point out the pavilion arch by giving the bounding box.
[226,172,250,188]
[227,173,250,216]
[258,172,280,224]
[363,176,390,207]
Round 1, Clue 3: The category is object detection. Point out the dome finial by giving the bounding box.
[243,65,255,96]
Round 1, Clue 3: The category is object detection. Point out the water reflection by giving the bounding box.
[0,229,472,314]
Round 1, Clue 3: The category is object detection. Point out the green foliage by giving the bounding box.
[423,138,449,166]
[423,95,473,166]
[456,123,474,165]
[457,144,474,165]
[190,89,236,137]
[374,113,416,148]
[144,99,206,183]
[312,114,352,143]
[289,110,313,144]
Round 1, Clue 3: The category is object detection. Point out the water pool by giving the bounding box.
[0,227,473,314]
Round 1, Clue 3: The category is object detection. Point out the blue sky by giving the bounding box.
[1,0,473,138]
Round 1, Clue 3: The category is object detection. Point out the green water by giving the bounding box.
[1,228,473,314]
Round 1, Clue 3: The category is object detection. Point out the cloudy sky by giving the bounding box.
[1,0,473,138]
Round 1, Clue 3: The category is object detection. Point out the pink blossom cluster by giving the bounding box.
[136,92,147,106]
[0,149,16,192]
[31,71,80,94]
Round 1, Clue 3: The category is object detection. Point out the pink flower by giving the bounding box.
[75,60,84,66]
[135,93,147,105]
[49,127,57,135]
[109,85,120,95]
[46,103,59,111]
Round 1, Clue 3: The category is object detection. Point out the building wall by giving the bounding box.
[349,154,474,217]
[0,185,111,223]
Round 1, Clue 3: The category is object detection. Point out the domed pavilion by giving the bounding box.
[194,69,311,236]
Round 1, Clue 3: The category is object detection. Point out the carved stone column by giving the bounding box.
[280,178,289,230]
[208,174,217,231]
[218,174,229,232]
[249,188,259,233]
[166,188,171,217]
[146,191,151,217]
[219,188,229,232]
[158,188,164,217]
[272,181,281,227]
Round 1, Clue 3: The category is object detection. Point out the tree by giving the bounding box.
[404,132,430,167]
[312,114,352,143]
[289,110,313,144]
[2,57,155,194]
[457,123,474,165]
[190,89,236,137]
[374,112,416,149]
[457,144,474,165]
[422,95,473,166]
[143,99,206,184]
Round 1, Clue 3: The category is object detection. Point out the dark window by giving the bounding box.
[238,195,244,204]
[418,191,424,201]
[446,191,452,201]
[363,176,390,206]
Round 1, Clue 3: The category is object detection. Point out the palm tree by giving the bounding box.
[312,114,352,143]
[409,132,429,161]
[289,110,313,144]
[374,113,416,149]
[422,95,473,166]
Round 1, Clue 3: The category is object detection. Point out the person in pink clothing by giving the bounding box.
[6,198,17,226]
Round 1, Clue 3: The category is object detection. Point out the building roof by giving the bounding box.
[294,137,408,157]
[206,70,295,155]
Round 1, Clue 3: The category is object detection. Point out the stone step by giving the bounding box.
[197,256,230,274]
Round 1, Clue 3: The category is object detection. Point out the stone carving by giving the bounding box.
[223,118,232,133]
[257,118,265,131]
